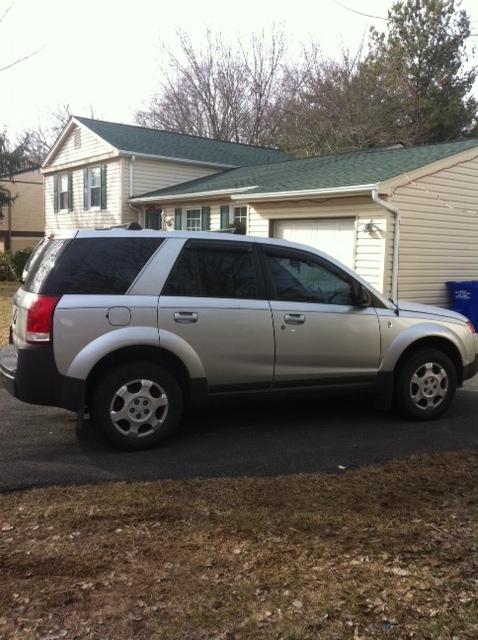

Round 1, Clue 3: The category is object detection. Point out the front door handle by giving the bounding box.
[284,313,305,325]
[174,311,198,324]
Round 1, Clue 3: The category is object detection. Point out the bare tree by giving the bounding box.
[18,103,72,165]
[136,27,294,146]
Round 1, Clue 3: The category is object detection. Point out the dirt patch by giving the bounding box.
[1,451,477,639]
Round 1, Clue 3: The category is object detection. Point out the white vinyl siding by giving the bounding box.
[389,155,478,306]
[51,125,111,165]
[45,160,121,233]
[131,158,220,196]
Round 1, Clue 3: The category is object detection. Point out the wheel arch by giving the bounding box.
[85,345,206,408]
[393,336,464,385]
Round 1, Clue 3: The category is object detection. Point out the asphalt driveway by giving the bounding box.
[1,386,478,492]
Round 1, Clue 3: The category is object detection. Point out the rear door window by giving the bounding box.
[45,237,163,295]
[163,241,259,299]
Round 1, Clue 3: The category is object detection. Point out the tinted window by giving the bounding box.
[266,251,355,305]
[23,239,68,294]
[163,245,258,299]
[46,237,163,295]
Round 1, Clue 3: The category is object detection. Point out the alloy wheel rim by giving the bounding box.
[109,378,169,437]
[409,362,449,411]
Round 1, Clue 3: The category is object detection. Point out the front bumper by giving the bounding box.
[463,354,478,382]
[0,343,84,412]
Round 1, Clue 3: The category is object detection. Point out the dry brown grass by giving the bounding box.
[0,451,477,639]
[0,282,18,345]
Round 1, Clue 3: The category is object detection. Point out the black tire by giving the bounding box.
[90,360,183,450]
[394,348,457,420]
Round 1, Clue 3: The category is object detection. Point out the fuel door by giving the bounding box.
[106,306,131,326]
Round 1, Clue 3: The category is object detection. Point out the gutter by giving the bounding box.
[231,183,377,201]
[372,188,400,308]
[130,185,258,204]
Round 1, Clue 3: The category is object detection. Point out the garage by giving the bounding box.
[272,218,356,269]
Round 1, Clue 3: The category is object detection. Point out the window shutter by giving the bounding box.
[53,175,59,213]
[100,164,107,210]
[83,169,89,210]
[201,206,210,231]
[220,205,230,229]
[67,172,73,211]
[174,208,182,230]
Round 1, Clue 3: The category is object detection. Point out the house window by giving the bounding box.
[59,174,69,211]
[186,209,201,231]
[84,165,107,210]
[89,167,101,208]
[234,206,247,224]
[54,172,72,213]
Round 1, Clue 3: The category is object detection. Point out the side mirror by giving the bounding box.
[354,284,372,308]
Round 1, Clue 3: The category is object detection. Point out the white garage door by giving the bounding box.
[273,218,356,269]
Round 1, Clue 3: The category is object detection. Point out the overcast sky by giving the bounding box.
[2,0,477,139]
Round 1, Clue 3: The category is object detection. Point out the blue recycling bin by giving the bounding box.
[445,281,478,327]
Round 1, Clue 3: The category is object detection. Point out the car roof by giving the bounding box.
[50,228,392,308]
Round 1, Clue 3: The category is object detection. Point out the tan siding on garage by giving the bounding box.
[390,155,478,306]
[248,198,387,292]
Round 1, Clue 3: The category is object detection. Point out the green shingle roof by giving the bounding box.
[75,116,290,167]
[133,137,478,200]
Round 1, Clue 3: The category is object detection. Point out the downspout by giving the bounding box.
[128,155,143,225]
[372,188,400,310]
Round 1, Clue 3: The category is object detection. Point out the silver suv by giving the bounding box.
[1,229,477,450]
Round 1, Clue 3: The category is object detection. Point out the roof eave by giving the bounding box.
[118,150,237,169]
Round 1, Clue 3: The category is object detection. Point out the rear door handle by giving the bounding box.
[174,311,198,323]
[284,313,305,325]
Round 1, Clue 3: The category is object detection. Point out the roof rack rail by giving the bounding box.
[98,222,143,230]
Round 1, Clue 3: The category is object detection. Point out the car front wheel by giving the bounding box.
[394,348,457,420]
[90,361,183,450]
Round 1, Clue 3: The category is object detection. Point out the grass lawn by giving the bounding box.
[0,282,18,345]
[0,452,477,639]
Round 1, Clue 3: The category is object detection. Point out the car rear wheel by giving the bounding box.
[90,361,183,450]
[394,348,457,420]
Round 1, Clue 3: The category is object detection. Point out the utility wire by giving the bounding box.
[331,0,387,21]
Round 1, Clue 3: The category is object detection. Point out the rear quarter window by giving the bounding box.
[45,237,163,295]
[23,239,68,294]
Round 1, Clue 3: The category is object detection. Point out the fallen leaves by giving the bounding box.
[0,451,477,639]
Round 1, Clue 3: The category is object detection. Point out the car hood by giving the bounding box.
[397,299,468,323]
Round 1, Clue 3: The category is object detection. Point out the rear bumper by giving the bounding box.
[0,343,84,412]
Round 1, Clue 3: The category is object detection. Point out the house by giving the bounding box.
[41,116,290,235]
[43,117,478,307]
[129,138,478,307]
[0,167,44,252]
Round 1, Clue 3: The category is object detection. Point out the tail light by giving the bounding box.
[26,295,61,344]
[466,320,475,334]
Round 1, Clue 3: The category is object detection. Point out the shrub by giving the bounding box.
[0,251,16,281]
[12,248,33,279]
